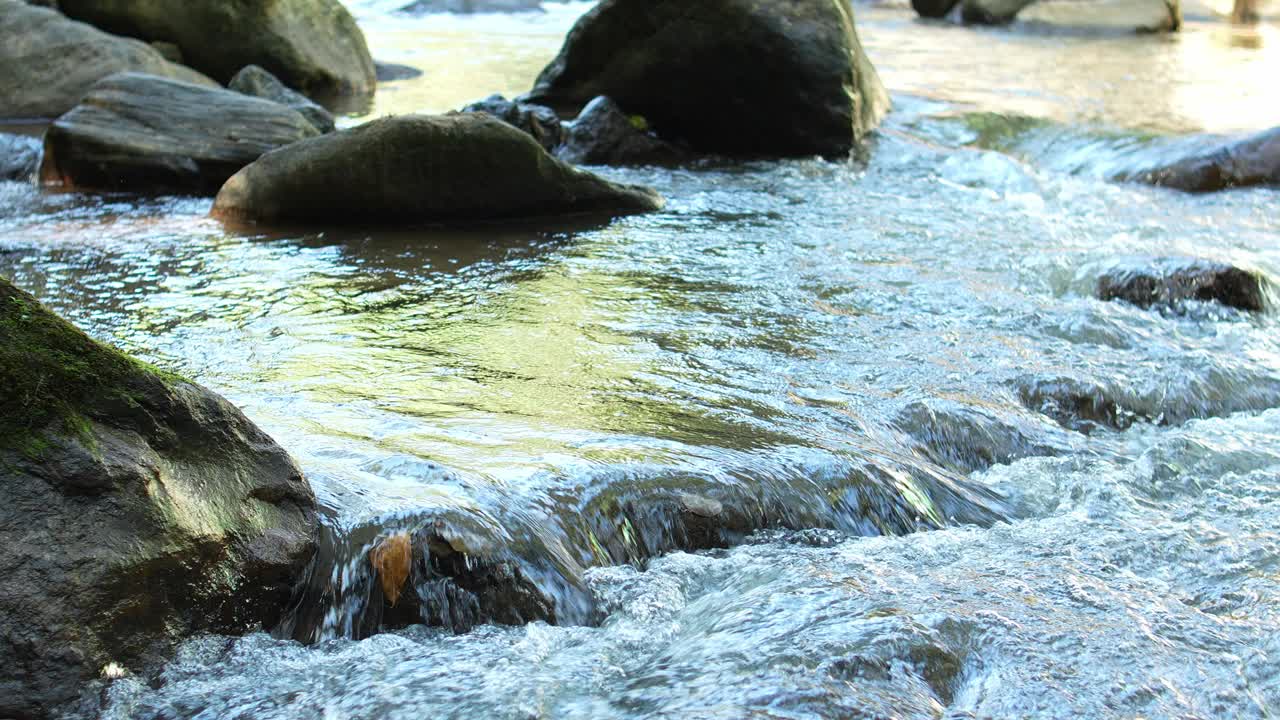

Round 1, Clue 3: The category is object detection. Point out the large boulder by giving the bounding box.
[210,113,665,225]
[557,95,687,166]
[40,72,321,195]
[55,0,376,101]
[522,0,890,159]
[1115,126,1279,192]
[0,0,214,120]
[229,64,336,134]
[0,277,318,719]
[1016,0,1181,32]
[0,133,42,182]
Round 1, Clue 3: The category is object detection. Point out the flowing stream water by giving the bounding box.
[4,2,1280,718]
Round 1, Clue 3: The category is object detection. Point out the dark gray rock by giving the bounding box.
[523,0,889,159]
[461,93,564,152]
[55,0,376,101]
[1095,256,1272,313]
[1116,126,1280,192]
[400,0,543,12]
[913,0,961,18]
[211,113,664,225]
[0,277,318,720]
[230,64,336,134]
[1016,374,1136,434]
[894,397,1076,472]
[40,72,320,195]
[961,0,1035,24]
[374,60,425,82]
[0,0,214,120]
[557,95,686,166]
[0,133,42,181]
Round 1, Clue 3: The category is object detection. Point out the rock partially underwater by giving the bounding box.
[1116,126,1280,192]
[211,113,664,225]
[523,0,889,159]
[40,72,321,195]
[0,278,318,719]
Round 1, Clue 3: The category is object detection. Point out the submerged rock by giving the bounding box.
[211,113,664,225]
[56,0,376,100]
[0,0,214,120]
[523,0,889,159]
[1017,0,1181,32]
[40,72,320,195]
[1115,126,1279,192]
[895,397,1076,472]
[0,133,42,182]
[375,60,425,82]
[1016,374,1135,433]
[230,64,336,134]
[557,96,687,166]
[0,277,318,719]
[461,94,564,152]
[1095,256,1271,313]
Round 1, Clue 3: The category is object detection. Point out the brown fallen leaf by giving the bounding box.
[369,533,412,607]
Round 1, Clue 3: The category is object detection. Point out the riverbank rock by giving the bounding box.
[461,94,564,152]
[40,72,321,195]
[522,0,890,159]
[0,134,42,182]
[211,113,664,225]
[1017,0,1181,32]
[230,65,336,134]
[0,0,214,120]
[0,277,318,719]
[1116,126,1279,192]
[55,0,376,101]
[557,96,687,166]
[1095,256,1271,312]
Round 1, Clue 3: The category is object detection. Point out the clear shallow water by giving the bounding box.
[3,2,1279,718]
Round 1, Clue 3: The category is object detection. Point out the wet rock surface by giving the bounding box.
[460,94,564,152]
[0,133,42,182]
[894,397,1076,472]
[211,113,664,225]
[523,0,890,159]
[1116,125,1280,192]
[1094,256,1271,313]
[557,95,687,166]
[229,64,336,134]
[0,278,318,719]
[40,72,321,195]
[55,0,376,101]
[0,0,214,120]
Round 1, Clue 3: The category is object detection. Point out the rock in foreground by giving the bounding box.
[1116,126,1279,192]
[523,0,889,158]
[0,0,213,119]
[40,72,321,195]
[56,0,376,100]
[211,113,664,225]
[0,277,318,719]
[1095,256,1271,313]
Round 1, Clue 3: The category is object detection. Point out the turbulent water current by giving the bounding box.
[3,2,1280,718]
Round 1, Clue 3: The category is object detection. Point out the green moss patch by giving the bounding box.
[0,278,172,458]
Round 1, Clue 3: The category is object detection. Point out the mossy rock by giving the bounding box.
[0,277,318,718]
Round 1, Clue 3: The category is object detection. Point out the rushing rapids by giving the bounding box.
[1,1,1278,718]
